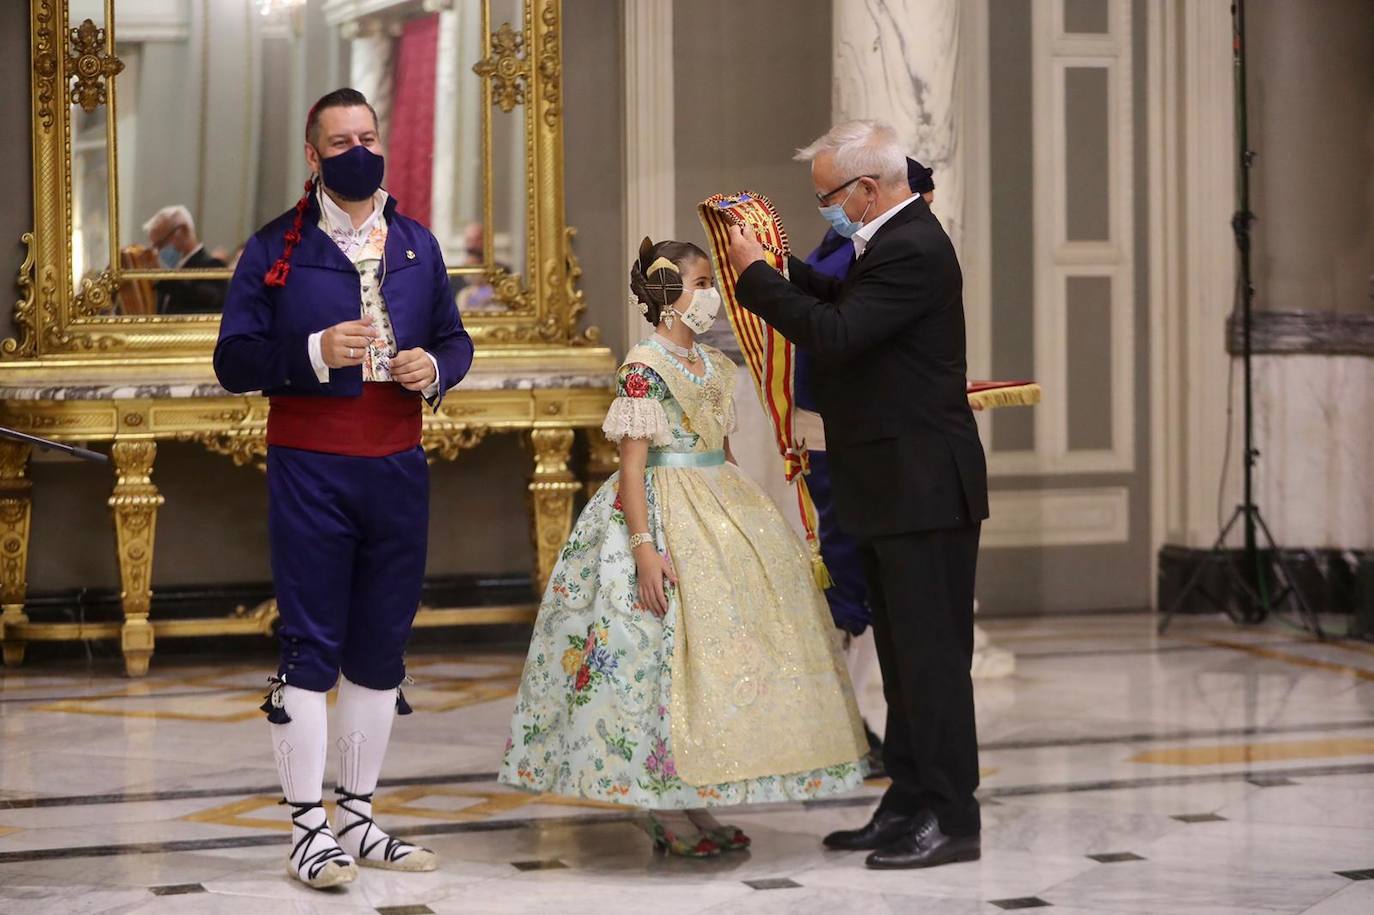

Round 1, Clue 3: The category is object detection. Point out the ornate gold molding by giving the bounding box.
[563,227,598,345]
[0,442,33,667]
[32,0,58,132]
[421,423,491,463]
[473,22,530,113]
[110,441,162,677]
[487,267,535,315]
[67,19,123,112]
[72,267,119,318]
[528,427,579,592]
[4,233,38,359]
[232,598,279,637]
[181,429,269,471]
[535,1,561,127]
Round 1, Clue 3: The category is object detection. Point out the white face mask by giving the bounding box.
[673,287,722,334]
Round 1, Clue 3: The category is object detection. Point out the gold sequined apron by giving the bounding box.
[624,343,867,786]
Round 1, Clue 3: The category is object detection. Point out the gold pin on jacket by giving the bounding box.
[406,250,416,260]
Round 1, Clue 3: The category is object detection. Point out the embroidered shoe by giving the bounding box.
[703,825,751,852]
[643,814,722,858]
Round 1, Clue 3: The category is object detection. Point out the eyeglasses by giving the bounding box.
[815,174,877,205]
[151,226,181,249]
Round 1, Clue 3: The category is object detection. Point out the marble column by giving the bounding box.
[350,31,395,139]
[1252,354,1374,550]
[833,0,1013,680]
[623,0,676,349]
[431,4,484,261]
[834,0,964,255]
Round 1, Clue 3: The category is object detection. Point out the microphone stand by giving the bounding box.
[1158,0,1318,637]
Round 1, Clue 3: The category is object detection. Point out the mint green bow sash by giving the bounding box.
[646,449,726,469]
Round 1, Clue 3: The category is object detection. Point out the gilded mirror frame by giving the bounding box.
[6,0,597,370]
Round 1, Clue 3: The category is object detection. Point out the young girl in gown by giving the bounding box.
[498,237,868,856]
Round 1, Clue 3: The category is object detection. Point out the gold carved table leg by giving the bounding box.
[109,441,163,677]
[584,430,620,500]
[0,442,33,667]
[528,428,579,595]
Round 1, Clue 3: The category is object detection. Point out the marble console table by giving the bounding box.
[0,353,618,676]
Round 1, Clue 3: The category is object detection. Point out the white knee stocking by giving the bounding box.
[269,683,356,889]
[332,677,436,872]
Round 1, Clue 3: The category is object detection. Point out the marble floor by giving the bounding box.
[2,613,1373,914]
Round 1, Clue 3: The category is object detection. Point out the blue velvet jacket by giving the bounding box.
[214,193,474,407]
[795,228,857,412]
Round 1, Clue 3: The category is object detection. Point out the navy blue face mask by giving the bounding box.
[318,145,385,202]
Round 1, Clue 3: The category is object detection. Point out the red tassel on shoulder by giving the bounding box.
[263,260,290,287]
[264,179,315,288]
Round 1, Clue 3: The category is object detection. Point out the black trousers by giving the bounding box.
[860,524,982,836]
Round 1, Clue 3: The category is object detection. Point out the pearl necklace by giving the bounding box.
[652,333,698,364]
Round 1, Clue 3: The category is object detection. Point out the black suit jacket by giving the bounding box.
[734,196,988,538]
[157,247,229,315]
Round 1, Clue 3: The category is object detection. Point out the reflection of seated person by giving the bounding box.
[142,205,228,314]
[210,243,247,274]
[449,222,510,312]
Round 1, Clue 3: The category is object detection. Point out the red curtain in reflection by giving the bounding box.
[387,14,439,226]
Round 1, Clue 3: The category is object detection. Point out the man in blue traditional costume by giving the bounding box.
[215,88,474,890]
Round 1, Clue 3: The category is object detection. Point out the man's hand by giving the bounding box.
[726,224,767,274]
[392,348,437,392]
[321,314,380,368]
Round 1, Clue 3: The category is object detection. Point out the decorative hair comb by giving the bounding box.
[646,256,679,275]
[636,237,684,325]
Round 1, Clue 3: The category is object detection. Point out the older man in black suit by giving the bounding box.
[143,205,228,314]
[726,119,988,870]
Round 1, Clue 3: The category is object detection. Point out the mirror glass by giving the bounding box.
[68,0,520,317]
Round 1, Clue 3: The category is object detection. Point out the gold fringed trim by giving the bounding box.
[968,383,1042,410]
[811,550,833,591]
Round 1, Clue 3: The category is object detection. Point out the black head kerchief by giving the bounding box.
[907,157,935,195]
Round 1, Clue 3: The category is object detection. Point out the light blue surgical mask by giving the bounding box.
[157,244,180,268]
[817,182,873,238]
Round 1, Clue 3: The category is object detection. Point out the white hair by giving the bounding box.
[142,205,193,237]
[795,119,907,188]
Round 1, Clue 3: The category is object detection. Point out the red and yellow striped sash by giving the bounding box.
[698,191,830,589]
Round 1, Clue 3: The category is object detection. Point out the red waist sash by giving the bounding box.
[268,383,423,457]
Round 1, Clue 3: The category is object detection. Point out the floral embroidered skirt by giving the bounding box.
[497,468,867,810]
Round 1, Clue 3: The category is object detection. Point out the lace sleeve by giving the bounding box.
[602,397,673,445]
[602,363,673,445]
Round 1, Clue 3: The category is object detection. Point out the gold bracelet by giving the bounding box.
[628,532,654,550]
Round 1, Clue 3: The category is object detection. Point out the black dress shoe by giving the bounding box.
[822,809,914,851]
[865,812,980,869]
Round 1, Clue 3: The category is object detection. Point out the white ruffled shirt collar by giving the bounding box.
[317,186,389,255]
